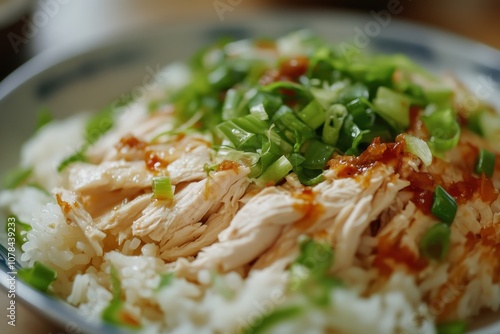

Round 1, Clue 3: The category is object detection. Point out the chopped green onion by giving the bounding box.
[152,176,174,200]
[208,62,247,91]
[255,155,292,187]
[272,106,316,145]
[297,99,325,129]
[292,238,334,277]
[405,134,432,166]
[372,86,410,131]
[421,108,460,155]
[419,223,451,261]
[423,85,454,104]
[436,320,467,334]
[322,104,347,146]
[85,107,115,145]
[3,167,32,189]
[102,265,141,328]
[302,140,335,170]
[336,82,369,104]
[62,98,126,169]
[248,91,282,119]
[18,261,57,293]
[222,88,244,121]
[263,81,313,101]
[232,115,268,135]
[156,272,175,291]
[345,98,375,129]
[475,148,496,178]
[257,139,282,176]
[216,121,261,150]
[242,306,303,334]
[57,149,88,173]
[36,108,53,131]
[295,167,325,186]
[289,238,341,306]
[212,273,234,300]
[432,186,457,225]
[477,110,500,143]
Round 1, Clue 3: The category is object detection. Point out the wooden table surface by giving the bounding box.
[1,1,499,333]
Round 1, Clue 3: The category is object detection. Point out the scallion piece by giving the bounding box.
[421,108,460,155]
[18,261,57,293]
[36,108,53,131]
[255,155,292,187]
[436,320,467,334]
[102,266,141,328]
[156,272,175,291]
[297,99,325,129]
[221,88,244,121]
[477,110,500,143]
[322,104,347,146]
[302,140,335,170]
[152,176,174,200]
[289,238,341,306]
[3,167,32,189]
[405,134,432,166]
[57,149,88,173]
[216,121,261,150]
[272,106,315,145]
[419,223,451,261]
[431,186,457,225]
[372,86,410,131]
[475,148,496,178]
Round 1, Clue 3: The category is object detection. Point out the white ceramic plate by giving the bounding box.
[1,9,499,334]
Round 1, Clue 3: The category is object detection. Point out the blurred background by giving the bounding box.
[0,0,499,332]
[0,0,499,81]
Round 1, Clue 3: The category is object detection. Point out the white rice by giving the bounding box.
[1,52,499,334]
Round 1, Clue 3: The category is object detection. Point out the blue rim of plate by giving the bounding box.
[1,9,500,334]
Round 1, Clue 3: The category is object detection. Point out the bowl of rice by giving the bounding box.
[1,10,500,334]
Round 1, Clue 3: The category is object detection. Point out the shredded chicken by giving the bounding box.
[53,188,106,255]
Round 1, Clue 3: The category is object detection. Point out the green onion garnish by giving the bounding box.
[405,134,432,166]
[421,108,460,155]
[289,238,342,306]
[297,99,325,129]
[156,272,175,291]
[255,155,292,187]
[431,186,457,225]
[152,176,174,200]
[3,167,32,189]
[322,104,347,146]
[102,265,141,328]
[372,86,410,132]
[36,108,53,131]
[57,149,88,173]
[436,320,467,334]
[475,148,496,178]
[18,261,57,293]
[419,223,451,261]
